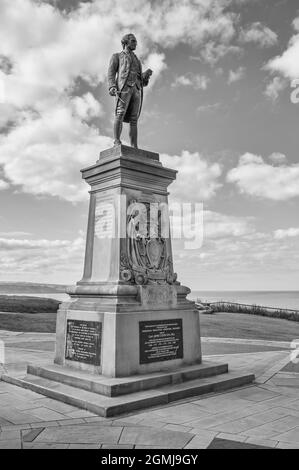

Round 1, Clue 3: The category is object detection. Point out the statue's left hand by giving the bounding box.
[144,68,153,78]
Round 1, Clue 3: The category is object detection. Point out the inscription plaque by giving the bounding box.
[65,320,102,366]
[139,319,183,364]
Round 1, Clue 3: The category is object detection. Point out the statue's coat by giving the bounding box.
[108,51,149,123]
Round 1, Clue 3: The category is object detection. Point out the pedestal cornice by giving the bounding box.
[81,144,177,194]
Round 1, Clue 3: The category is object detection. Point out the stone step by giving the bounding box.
[1,371,255,417]
[26,361,229,397]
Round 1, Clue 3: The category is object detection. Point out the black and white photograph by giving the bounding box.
[0,0,298,454]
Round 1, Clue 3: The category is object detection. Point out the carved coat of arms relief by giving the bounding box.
[120,197,177,286]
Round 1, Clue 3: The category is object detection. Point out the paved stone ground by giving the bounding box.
[0,331,298,449]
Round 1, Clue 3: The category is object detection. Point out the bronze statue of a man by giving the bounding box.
[108,33,153,148]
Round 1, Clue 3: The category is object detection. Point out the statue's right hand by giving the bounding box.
[109,87,117,96]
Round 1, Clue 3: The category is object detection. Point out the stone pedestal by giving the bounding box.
[2,145,254,416]
[54,145,202,377]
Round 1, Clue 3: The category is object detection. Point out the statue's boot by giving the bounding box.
[129,123,138,149]
[113,117,123,146]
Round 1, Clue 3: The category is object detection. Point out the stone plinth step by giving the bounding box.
[26,362,229,397]
[1,371,255,418]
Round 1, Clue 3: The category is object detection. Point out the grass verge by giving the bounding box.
[0,312,56,332]
[210,302,299,322]
[200,311,299,341]
[0,295,60,314]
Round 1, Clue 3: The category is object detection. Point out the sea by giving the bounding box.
[1,290,299,311]
[190,291,299,311]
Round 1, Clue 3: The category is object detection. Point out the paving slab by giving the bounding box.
[0,417,14,426]
[221,418,267,435]
[276,442,299,449]
[184,434,215,449]
[185,402,274,429]
[135,445,166,449]
[66,410,97,418]
[282,362,299,373]
[0,423,31,431]
[186,429,217,440]
[34,423,123,445]
[274,426,299,443]
[101,444,134,449]
[149,403,212,424]
[226,386,281,402]
[163,423,193,433]
[271,374,299,388]
[119,426,193,448]
[132,418,166,428]
[25,443,69,449]
[202,343,289,355]
[84,417,111,424]
[7,341,54,351]
[207,437,271,449]
[58,418,90,426]
[253,395,299,409]
[21,397,78,414]
[0,429,21,440]
[22,428,44,442]
[0,407,43,425]
[0,439,21,449]
[68,444,100,449]
[202,337,292,348]
[245,437,278,448]
[29,421,59,428]
[27,407,68,421]
[217,432,247,443]
[240,415,299,438]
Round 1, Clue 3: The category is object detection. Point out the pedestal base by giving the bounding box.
[1,362,255,417]
[54,305,201,378]
[52,282,202,378]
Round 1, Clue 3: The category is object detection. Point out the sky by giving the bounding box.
[0,0,298,291]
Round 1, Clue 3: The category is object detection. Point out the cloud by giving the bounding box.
[0,105,113,202]
[227,152,299,200]
[0,179,9,190]
[200,42,242,66]
[170,209,253,251]
[268,152,287,164]
[266,17,299,79]
[203,210,254,239]
[264,76,288,101]
[161,151,222,201]
[0,0,243,202]
[71,93,104,120]
[274,228,299,239]
[0,233,85,281]
[0,238,70,250]
[196,102,221,113]
[228,66,245,84]
[172,74,210,90]
[0,103,20,130]
[239,22,278,48]
[0,232,31,237]
[144,52,167,88]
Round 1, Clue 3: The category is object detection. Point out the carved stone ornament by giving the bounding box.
[120,199,177,285]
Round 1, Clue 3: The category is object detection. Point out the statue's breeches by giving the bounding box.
[116,85,141,124]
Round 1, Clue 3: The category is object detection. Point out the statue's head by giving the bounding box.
[121,33,137,51]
